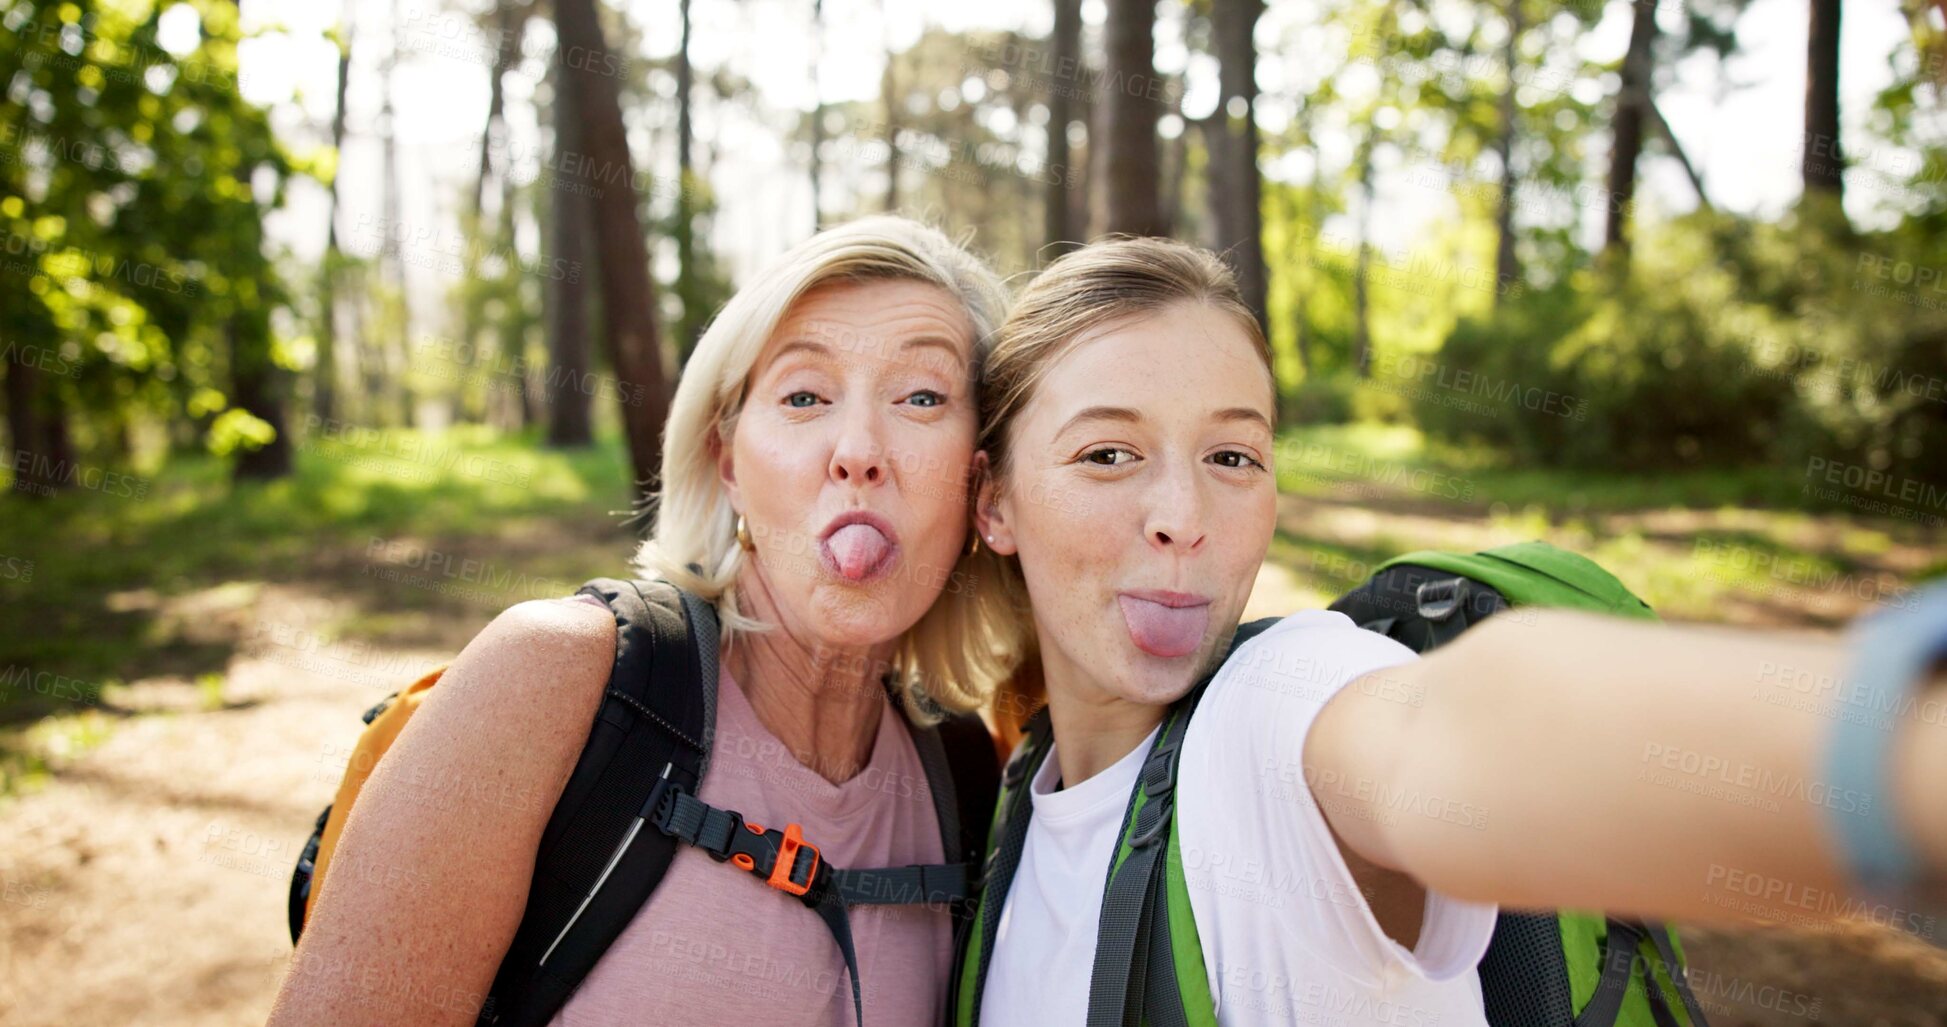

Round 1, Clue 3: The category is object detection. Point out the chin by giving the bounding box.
[1109,650,1204,707]
[805,585,912,647]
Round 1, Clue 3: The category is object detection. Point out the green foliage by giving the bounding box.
[1415,211,1947,474]
[0,0,293,467]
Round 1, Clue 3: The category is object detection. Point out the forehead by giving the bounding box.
[761,278,975,376]
[1026,302,1273,429]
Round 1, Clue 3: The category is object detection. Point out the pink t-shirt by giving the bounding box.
[547,623,951,1026]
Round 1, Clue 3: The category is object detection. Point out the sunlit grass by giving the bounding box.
[0,426,635,712]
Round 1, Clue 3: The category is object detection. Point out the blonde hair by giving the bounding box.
[632,215,1027,720]
[977,236,1274,723]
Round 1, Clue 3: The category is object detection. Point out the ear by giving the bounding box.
[971,451,1018,556]
[715,424,741,514]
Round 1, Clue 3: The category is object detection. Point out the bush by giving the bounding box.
[1409,212,1947,477]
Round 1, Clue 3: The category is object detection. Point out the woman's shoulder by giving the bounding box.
[1218,608,1419,694]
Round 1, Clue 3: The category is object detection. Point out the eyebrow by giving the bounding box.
[769,334,967,367]
[1055,405,1142,437]
[1056,405,1274,437]
[1214,407,1275,433]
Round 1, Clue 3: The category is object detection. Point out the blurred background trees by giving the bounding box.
[3,0,1945,496]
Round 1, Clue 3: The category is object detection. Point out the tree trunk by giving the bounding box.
[1044,0,1081,256]
[474,0,519,216]
[673,0,700,362]
[808,0,825,232]
[1352,136,1375,379]
[230,307,295,480]
[317,0,355,423]
[381,0,412,427]
[1602,0,1657,259]
[880,3,899,212]
[1803,0,1844,205]
[3,352,75,498]
[1097,0,1162,237]
[1211,0,1267,331]
[546,62,594,449]
[1492,0,1522,303]
[552,0,672,502]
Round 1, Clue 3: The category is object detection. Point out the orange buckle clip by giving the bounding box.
[765,822,819,897]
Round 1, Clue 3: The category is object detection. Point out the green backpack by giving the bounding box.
[951,541,1709,1027]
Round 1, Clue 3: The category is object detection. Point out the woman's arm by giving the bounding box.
[266,597,616,1026]
[1308,610,1946,930]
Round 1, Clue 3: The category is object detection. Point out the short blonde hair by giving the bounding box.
[632,215,1027,720]
[977,236,1274,722]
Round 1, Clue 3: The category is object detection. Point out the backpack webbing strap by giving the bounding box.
[961,709,1055,1027]
[1086,701,1196,1027]
[1572,919,1645,1027]
[480,580,717,1027]
[1644,923,1709,1027]
[1087,618,1280,1027]
[649,781,977,1026]
[1140,821,1191,1027]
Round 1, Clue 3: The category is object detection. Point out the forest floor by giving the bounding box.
[2,425,1943,1025]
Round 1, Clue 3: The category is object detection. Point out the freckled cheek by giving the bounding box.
[737,430,830,503]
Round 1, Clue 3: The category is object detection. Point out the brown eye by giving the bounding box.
[1083,447,1136,466]
[1210,450,1264,470]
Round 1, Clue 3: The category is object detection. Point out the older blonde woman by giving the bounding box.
[268,217,1028,1027]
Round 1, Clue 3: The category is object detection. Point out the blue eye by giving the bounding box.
[785,391,821,408]
[906,390,946,408]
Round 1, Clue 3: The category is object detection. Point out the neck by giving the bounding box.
[725,569,891,786]
[1038,640,1168,790]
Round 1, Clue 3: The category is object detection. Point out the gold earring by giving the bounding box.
[965,530,981,557]
[736,514,754,552]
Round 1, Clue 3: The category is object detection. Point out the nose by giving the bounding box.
[828,406,887,487]
[1144,464,1206,552]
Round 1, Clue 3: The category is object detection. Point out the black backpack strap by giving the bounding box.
[930,713,1002,866]
[1639,921,1709,1027]
[1086,617,1280,1027]
[480,579,718,1027]
[961,707,1055,1027]
[1573,918,1646,1027]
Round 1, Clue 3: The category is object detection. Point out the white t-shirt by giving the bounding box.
[979,610,1498,1027]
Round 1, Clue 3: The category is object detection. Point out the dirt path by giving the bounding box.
[2,504,1944,1026]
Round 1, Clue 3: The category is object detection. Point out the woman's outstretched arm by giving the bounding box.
[1309,609,1946,934]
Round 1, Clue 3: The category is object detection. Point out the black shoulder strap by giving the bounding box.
[960,618,1278,1027]
[1087,616,1279,1027]
[960,706,1053,1027]
[933,712,1002,870]
[480,578,717,1027]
